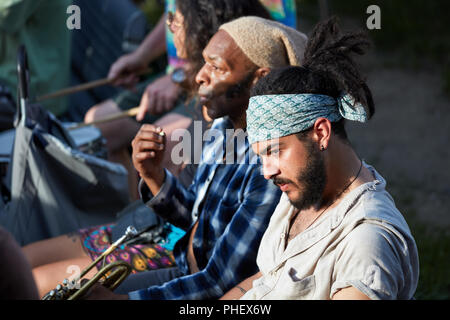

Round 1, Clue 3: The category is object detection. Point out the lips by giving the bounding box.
[199,95,210,106]
[273,178,293,192]
[198,86,214,105]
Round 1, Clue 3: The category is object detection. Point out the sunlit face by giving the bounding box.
[168,10,187,59]
[195,30,256,120]
[253,134,327,211]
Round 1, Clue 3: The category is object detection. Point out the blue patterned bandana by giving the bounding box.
[246,93,368,144]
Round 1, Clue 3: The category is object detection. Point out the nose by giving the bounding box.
[195,64,209,87]
[262,157,280,180]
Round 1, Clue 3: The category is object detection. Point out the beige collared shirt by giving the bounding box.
[241,164,419,300]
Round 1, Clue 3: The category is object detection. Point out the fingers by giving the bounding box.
[108,53,144,87]
[136,92,151,122]
[133,141,164,159]
[136,76,180,121]
[108,63,121,81]
[132,125,165,156]
[108,57,129,84]
[133,124,165,142]
[132,125,166,180]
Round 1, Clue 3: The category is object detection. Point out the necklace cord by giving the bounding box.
[288,159,363,239]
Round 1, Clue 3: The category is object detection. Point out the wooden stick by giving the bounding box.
[68,107,140,131]
[36,78,112,102]
[36,67,152,102]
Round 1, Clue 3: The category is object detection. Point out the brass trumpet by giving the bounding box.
[42,226,138,300]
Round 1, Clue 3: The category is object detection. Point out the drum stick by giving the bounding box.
[68,107,140,131]
[36,67,152,102]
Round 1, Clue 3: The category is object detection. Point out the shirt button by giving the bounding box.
[280,234,285,239]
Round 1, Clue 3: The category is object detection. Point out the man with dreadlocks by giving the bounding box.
[221,18,419,300]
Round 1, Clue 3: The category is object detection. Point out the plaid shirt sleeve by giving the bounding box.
[129,166,281,300]
[139,169,198,230]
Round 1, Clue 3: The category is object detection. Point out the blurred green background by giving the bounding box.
[297,0,450,93]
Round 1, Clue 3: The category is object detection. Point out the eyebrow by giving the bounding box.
[259,142,281,156]
[207,54,219,61]
[205,53,230,69]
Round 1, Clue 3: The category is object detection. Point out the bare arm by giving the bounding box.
[332,287,371,300]
[220,272,262,300]
[133,15,167,65]
[108,15,167,86]
[131,124,166,196]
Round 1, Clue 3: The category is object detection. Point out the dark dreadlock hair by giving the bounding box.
[250,17,375,141]
[176,0,271,92]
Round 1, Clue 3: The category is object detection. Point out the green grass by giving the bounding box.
[136,0,165,26]
[386,183,450,300]
[411,223,450,299]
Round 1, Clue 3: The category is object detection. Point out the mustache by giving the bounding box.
[272,177,295,187]
[198,86,214,99]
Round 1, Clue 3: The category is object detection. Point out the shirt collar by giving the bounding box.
[202,117,256,165]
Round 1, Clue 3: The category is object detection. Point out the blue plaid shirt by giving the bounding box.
[129,117,281,300]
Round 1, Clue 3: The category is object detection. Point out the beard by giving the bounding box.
[273,139,327,211]
[224,71,255,99]
[199,71,255,120]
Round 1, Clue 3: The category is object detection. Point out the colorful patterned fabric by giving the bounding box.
[164,0,297,73]
[79,224,176,274]
[261,0,297,28]
[164,0,184,73]
[247,93,369,144]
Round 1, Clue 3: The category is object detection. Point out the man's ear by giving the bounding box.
[252,67,271,86]
[312,117,332,151]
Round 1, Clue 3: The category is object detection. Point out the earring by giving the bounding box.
[320,145,325,151]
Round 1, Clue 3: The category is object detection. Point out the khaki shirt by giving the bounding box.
[242,163,419,300]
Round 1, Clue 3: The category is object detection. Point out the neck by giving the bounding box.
[229,109,247,130]
[319,140,362,209]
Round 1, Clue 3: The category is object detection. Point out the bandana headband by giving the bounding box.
[246,93,368,144]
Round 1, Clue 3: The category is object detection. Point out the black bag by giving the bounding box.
[0,83,16,132]
[0,46,131,245]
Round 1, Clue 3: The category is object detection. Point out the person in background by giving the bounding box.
[0,0,71,126]
[84,0,297,198]
[0,226,39,299]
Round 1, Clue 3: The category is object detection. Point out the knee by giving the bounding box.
[32,266,56,297]
[84,105,100,123]
[84,99,117,123]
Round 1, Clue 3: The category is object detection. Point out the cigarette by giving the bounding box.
[155,127,165,136]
